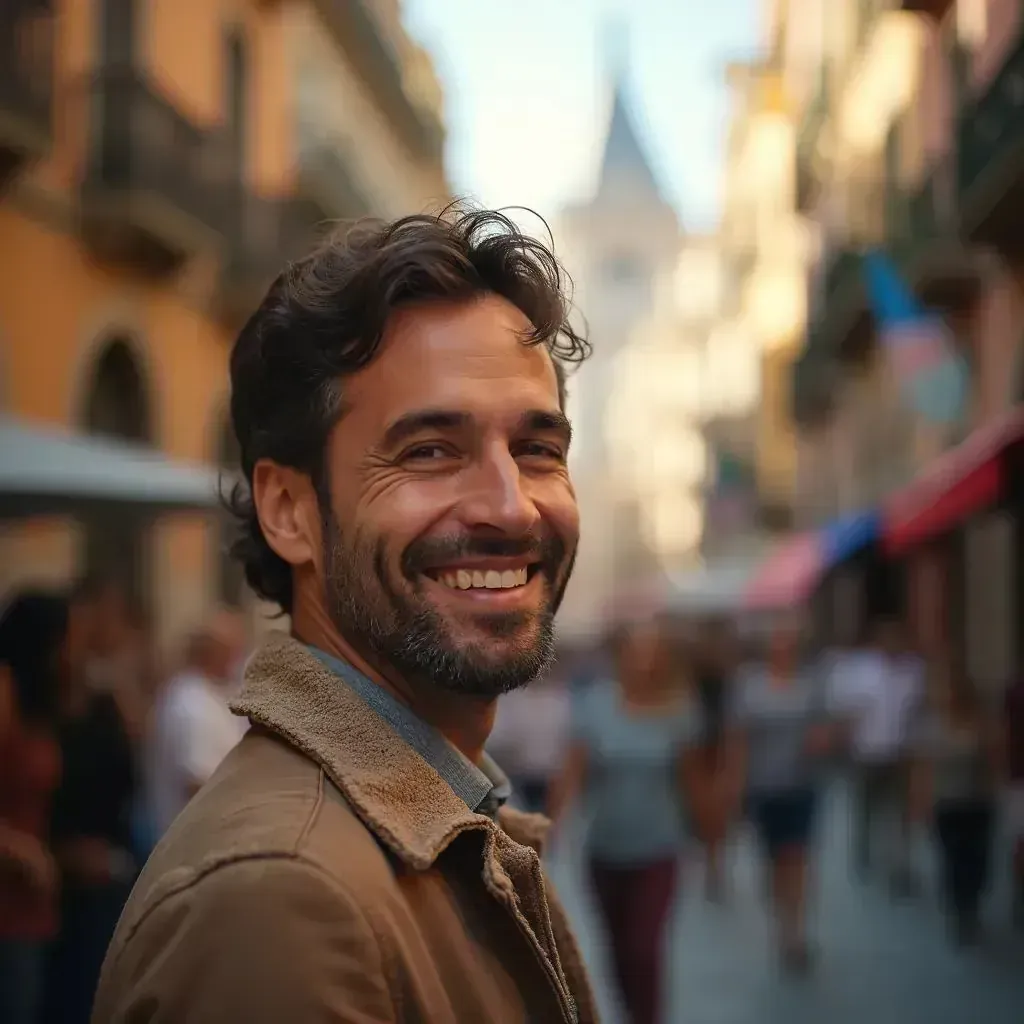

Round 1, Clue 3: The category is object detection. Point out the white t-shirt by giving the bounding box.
[825,649,866,714]
[486,684,571,780]
[842,652,924,762]
[147,671,249,837]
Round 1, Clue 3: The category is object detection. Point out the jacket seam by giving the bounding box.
[292,767,326,855]
[105,848,401,1011]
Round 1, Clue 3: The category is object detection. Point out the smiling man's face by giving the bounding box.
[316,294,579,697]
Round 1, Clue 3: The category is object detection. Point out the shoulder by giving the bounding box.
[98,730,402,1017]
[96,854,395,1023]
[120,728,399,931]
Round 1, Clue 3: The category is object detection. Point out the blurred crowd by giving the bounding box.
[3,577,1023,1024]
[0,581,251,1024]
[490,611,1024,1024]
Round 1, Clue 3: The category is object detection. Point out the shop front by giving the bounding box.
[883,406,1024,703]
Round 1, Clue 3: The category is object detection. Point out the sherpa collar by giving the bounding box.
[230,633,550,869]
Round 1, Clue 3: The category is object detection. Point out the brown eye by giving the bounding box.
[515,443,565,464]
[403,443,459,462]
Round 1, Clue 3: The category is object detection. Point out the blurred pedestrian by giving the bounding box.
[41,578,139,1024]
[549,617,709,1024]
[911,677,1000,945]
[733,618,835,974]
[691,615,742,902]
[0,592,67,1024]
[146,609,249,839]
[1005,675,1024,931]
[486,664,570,815]
[845,619,925,894]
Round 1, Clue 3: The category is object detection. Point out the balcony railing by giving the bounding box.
[886,163,981,306]
[898,0,955,17]
[854,0,890,52]
[958,28,1024,254]
[791,341,837,427]
[296,130,373,221]
[0,0,55,185]
[808,240,871,361]
[795,67,829,211]
[311,0,444,163]
[218,191,320,323]
[886,171,937,251]
[81,65,229,270]
[822,248,861,306]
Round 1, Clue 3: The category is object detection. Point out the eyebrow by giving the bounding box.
[380,408,573,450]
[520,409,573,446]
[381,410,472,450]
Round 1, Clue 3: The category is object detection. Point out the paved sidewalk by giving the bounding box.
[546,783,1024,1023]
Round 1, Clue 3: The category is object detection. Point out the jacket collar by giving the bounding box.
[231,633,549,869]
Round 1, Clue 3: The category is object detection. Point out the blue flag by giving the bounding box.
[863,250,967,425]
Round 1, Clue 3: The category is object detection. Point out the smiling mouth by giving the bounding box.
[424,565,540,592]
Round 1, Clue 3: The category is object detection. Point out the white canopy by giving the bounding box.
[0,417,227,519]
[665,558,761,616]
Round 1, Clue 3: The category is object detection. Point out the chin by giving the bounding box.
[446,611,545,650]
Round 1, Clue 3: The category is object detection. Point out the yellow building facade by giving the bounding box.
[0,0,447,648]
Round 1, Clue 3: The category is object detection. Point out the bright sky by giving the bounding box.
[404,0,762,231]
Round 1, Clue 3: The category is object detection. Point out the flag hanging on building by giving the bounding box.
[863,251,968,425]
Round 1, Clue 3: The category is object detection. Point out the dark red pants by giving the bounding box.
[589,857,678,1024]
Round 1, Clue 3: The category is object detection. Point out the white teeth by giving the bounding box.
[436,567,530,590]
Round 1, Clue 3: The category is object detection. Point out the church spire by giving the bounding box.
[594,18,664,203]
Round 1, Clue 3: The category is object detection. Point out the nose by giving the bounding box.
[457,449,540,537]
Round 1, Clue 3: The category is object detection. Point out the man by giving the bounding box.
[146,610,248,839]
[845,619,924,893]
[92,207,597,1023]
[1005,675,1024,929]
[691,615,740,902]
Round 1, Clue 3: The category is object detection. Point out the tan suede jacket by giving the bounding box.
[92,634,598,1023]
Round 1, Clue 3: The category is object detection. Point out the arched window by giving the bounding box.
[81,337,152,608]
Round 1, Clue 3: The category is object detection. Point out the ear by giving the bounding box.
[251,460,322,571]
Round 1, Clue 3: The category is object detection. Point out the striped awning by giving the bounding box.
[743,532,824,611]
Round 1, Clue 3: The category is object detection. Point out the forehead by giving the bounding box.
[343,294,561,423]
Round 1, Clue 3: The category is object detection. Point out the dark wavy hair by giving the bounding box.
[225,202,590,615]
[0,590,69,725]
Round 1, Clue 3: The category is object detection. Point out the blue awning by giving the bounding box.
[820,509,881,567]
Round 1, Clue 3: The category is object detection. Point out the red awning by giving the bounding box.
[743,532,824,610]
[883,406,1024,554]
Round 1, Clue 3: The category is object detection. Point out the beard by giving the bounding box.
[320,506,574,698]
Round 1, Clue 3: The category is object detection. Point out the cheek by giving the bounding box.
[357,478,453,535]
[354,489,446,576]
[536,482,579,546]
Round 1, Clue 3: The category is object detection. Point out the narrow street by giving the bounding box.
[547,784,1024,1024]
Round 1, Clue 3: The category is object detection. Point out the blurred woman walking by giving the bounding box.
[734,620,835,974]
[549,616,710,1024]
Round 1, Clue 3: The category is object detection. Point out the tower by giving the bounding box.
[556,28,682,638]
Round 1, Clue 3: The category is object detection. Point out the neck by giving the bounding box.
[291,599,495,764]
